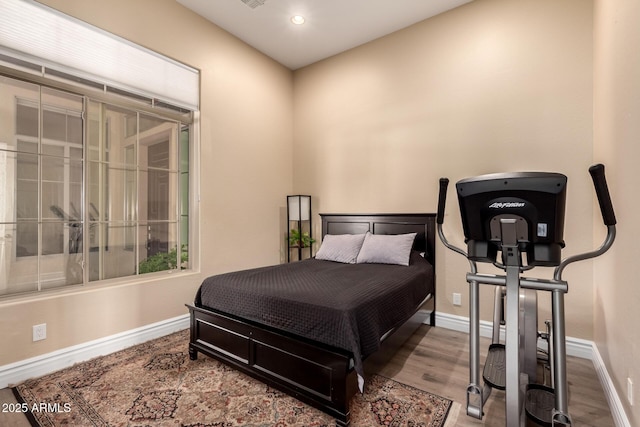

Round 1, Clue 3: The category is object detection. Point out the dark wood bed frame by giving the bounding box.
[186,213,436,426]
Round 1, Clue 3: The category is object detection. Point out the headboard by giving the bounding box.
[319,213,437,266]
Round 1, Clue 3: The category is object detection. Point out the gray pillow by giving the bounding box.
[356,232,417,266]
[315,233,367,264]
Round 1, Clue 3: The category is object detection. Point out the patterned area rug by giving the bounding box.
[13,330,454,426]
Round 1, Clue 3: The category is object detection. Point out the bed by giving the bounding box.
[186,213,436,426]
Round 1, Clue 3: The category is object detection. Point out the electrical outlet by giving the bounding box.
[628,378,634,406]
[453,293,462,306]
[33,323,46,342]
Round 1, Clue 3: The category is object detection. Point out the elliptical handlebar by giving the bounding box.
[589,163,617,226]
[436,165,616,280]
[554,164,617,280]
[437,178,449,225]
[436,177,470,260]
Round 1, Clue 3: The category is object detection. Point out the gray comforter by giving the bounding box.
[195,251,434,378]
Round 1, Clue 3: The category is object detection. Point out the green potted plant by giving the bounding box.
[139,244,188,274]
[288,228,315,248]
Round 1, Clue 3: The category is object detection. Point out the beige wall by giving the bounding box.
[293,0,595,337]
[0,0,294,366]
[594,0,640,424]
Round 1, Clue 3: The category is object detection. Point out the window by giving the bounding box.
[86,102,188,281]
[0,75,191,297]
[15,94,83,260]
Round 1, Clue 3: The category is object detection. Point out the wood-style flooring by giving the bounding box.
[368,325,614,426]
[0,325,614,426]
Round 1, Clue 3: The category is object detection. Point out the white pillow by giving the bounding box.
[356,232,417,266]
[315,233,367,264]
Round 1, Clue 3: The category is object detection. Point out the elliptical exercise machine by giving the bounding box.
[436,164,616,426]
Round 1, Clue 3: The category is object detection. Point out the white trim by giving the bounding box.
[592,343,633,427]
[434,311,593,359]
[434,311,632,427]
[0,314,189,389]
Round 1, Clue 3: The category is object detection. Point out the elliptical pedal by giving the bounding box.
[525,384,555,426]
[483,343,506,390]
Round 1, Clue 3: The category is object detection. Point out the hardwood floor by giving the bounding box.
[367,325,615,426]
[0,325,614,426]
[0,388,30,427]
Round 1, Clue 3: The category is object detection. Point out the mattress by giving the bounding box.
[195,250,434,378]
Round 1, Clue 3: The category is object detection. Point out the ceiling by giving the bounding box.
[177,0,473,70]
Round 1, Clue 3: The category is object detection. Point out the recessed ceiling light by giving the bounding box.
[290,15,305,25]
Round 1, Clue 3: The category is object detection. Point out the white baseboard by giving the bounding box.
[592,343,632,427]
[435,312,593,359]
[434,311,631,427]
[0,314,189,389]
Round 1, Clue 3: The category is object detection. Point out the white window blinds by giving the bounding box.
[0,0,199,111]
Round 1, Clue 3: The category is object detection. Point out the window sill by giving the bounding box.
[0,268,201,307]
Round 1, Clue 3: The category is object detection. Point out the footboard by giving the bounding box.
[187,304,358,426]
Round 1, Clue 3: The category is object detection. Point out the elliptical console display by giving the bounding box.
[456,172,567,267]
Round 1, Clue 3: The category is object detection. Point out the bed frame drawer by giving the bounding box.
[194,315,251,363]
[253,339,333,398]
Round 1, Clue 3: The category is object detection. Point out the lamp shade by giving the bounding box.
[288,195,310,221]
